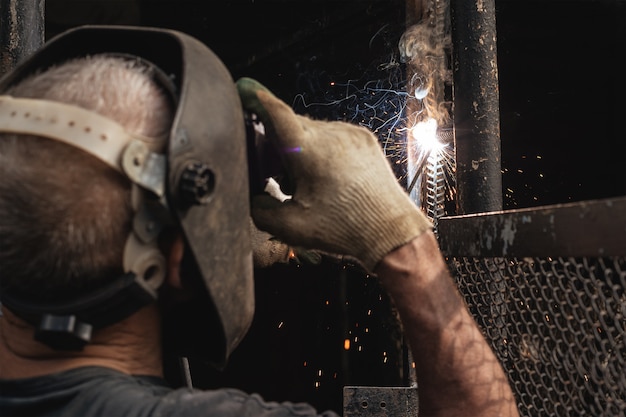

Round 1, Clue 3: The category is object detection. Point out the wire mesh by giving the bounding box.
[448,255,626,417]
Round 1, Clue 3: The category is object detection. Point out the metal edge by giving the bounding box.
[437,196,626,257]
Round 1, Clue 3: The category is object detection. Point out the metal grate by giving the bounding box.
[438,197,626,417]
[450,256,625,416]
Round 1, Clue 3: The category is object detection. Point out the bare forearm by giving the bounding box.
[375,231,519,417]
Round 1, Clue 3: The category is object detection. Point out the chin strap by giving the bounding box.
[1,273,158,350]
[0,190,168,351]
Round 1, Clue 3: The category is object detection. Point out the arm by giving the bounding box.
[237,78,518,417]
[375,232,519,417]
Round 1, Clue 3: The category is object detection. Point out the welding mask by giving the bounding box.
[0,25,254,368]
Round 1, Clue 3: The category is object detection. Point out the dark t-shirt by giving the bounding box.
[0,366,340,417]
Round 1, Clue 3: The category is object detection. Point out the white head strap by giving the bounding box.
[0,95,167,197]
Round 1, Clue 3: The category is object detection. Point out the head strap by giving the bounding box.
[1,273,158,350]
[0,96,169,350]
[0,95,167,197]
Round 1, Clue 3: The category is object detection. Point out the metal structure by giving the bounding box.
[439,197,626,416]
[0,0,45,75]
[370,0,626,415]
[450,0,502,214]
[404,0,455,229]
[344,386,419,417]
[437,1,625,414]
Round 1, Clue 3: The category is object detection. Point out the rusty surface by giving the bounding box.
[450,0,502,214]
[0,0,45,76]
[343,386,419,417]
[438,196,626,258]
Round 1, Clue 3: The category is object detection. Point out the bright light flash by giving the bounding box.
[410,118,445,153]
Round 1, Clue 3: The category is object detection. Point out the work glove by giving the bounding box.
[250,217,292,268]
[237,77,432,272]
[250,217,322,268]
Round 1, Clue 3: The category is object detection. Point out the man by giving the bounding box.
[0,26,518,417]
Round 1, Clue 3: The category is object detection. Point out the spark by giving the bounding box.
[292,58,410,182]
[410,118,444,153]
[406,118,454,200]
[290,20,456,215]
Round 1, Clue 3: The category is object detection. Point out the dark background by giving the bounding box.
[43,0,625,414]
[45,0,626,211]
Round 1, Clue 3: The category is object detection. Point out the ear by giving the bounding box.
[166,233,186,289]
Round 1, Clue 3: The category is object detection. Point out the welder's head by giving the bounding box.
[0,26,254,368]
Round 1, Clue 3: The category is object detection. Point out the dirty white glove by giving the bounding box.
[238,78,432,271]
[250,217,292,268]
[250,219,323,268]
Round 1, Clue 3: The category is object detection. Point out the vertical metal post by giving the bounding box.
[450,0,502,214]
[1,0,45,76]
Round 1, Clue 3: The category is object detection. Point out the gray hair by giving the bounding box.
[0,55,173,301]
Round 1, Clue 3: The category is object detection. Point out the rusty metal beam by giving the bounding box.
[438,196,626,258]
[0,0,45,76]
[450,0,502,214]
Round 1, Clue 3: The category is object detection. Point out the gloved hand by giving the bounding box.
[250,217,322,268]
[237,77,432,272]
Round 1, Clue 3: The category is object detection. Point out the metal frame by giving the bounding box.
[438,196,626,258]
[344,386,419,417]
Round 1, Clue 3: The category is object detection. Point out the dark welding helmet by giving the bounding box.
[0,25,254,367]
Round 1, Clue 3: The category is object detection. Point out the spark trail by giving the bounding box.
[292,58,411,183]
[292,16,455,223]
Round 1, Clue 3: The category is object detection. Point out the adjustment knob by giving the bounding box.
[178,162,215,205]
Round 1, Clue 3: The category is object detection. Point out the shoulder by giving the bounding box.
[151,387,340,417]
[1,367,339,417]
